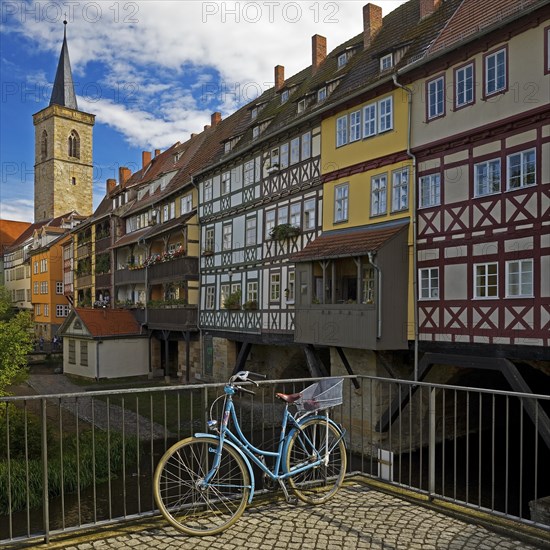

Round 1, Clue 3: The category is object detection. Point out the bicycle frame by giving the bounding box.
[194,384,344,503]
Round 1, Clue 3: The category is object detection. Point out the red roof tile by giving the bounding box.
[0,220,31,252]
[74,308,142,337]
[291,221,408,262]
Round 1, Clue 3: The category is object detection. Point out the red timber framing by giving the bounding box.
[414,104,550,351]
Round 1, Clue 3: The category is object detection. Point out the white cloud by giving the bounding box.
[0,198,34,223]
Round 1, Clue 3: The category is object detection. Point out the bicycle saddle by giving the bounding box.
[275,392,302,403]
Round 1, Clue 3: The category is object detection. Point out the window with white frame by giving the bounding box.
[286,271,295,302]
[270,148,279,169]
[281,89,289,103]
[337,53,347,68]
[278,205,288,226]
[485,48,507,96]
[317,87,327,102]
[33,261,38,274]
[40,259,47,272]
[251,106,258,120]
[336,115,348,147]
[244,160,255,184]
[40,281,48,294]
[427,76,445,119]
[290,203,301,227]
[270,272,281,302]
[371,174,387,217]
[252,126,260,140]
[301,132,311,160]
[335,183,349,223]
[245,217,257,246]
[363,104,376,138]
[507,149,536,190]
[35,304,41,316]
[220,284,230,307]
[33,282,39,295]
[181,193,193,213]
[205,286,215,309]
[455,63,474,108]
[506,259,533,297]
[419,174,441,208]
[280,143,289,169]
[222,224,232,250]
[474,159,501,196]
[221,172,231,195]
[265,210,276,239]
[392,168,409,212]
[349,110,361,142]
[247,281,258,303]
[303,198,316,230]
[224,142,231,154]
[56,281,63,294]
[475,263,498,298]
[44,304,49,317]
[205,227,215,252]
[362,266,375,304]
[204,181,213,201]
[380,53,393,71]
[290,137,300,164]
[297,99,306,113]
[419,267,439,299]
[56,304,70,317]
[378,96,393,132]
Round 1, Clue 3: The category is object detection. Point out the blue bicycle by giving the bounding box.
[153,371,347,536]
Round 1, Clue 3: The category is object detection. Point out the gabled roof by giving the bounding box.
[49,22,78,110]
[0,220,32,252]
[66,308,143,338]
[291,220,409,262]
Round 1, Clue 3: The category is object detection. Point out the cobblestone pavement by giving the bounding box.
[45,482,548,550]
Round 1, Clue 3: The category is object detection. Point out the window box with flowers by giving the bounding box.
[243,299,258,310]
[269,223,300,241]
[223,289,242,310]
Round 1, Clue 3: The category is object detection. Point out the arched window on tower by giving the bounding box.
[68,130,80,159]
[41,130,48,161]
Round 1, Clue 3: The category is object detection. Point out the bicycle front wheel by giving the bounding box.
[285,417,347,504]
[153,436,250,536]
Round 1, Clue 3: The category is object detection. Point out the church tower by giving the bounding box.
[33,21,95,223]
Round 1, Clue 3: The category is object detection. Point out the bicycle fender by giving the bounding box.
[281,416,346,473]
[194,433,255,503]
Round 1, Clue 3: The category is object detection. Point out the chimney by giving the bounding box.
[312,34,327,72]
[119,167,131,188]
[154,149,161,157]
[106,178,116,194]
[274,65,285,91]
[211,112,222,126]
[142,151,152,168]
[419,0,441,19]
[363,4,383,50]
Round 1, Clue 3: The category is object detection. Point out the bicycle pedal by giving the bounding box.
[286,496,299,505]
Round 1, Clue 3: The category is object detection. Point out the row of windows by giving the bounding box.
[419,148,536,208]
[204,272,295,309]
[40,129,80,161]
[336,96,393,147]
[34,304,70,317]
[203,198,318,252]
[426,45,518,120]
[33,259,48,274]
[419,259,534,300]
[33,281,64,295]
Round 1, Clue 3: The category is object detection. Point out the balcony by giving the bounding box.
[95,235,111,253]
[148,256,198,284]
[76,242,92,258]
[95,272,111,289]
[75,274,92,288]
[134,304,198,331]
[114,268,145,286]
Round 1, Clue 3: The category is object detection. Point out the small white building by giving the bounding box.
[59,308,149,379]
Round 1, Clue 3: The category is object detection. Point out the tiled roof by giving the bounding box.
[0,220,31,252]
[142,211,196,241]
[111,227,150,249]
[291,220,409,262]
[74,308,143,337]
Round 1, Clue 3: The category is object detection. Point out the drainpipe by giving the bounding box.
[392,73,419,382]
[367,251,382,340]
[191,174,204,378]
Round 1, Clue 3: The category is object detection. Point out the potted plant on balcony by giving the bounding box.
[223,289,242,310]
[270,223,300,241]
[243,299,258,310]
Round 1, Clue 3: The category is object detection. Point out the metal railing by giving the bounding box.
[1,375,549,545]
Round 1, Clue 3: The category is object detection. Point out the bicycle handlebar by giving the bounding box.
[230,371,267,385]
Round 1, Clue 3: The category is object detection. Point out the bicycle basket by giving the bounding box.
[295,378,344,412]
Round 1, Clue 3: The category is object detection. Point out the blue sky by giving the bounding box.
[0,1,405,222]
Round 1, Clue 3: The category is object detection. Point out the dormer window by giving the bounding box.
[380,53,393,71]
[281,90,290,104]
[252,126,260,140]
[317,87,327,102]
[224,142,232,154]
[337,53,347,68]
[297,99,306,114]
[251,107,258,120]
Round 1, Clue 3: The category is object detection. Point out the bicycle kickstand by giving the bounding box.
[277,479,298,505]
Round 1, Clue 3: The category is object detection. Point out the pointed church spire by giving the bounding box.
[49,20,78,110]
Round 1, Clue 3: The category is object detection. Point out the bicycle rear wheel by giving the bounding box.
[154,436,250,536]
[285,417,347,504]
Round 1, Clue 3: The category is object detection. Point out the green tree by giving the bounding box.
[0,286,33,395]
